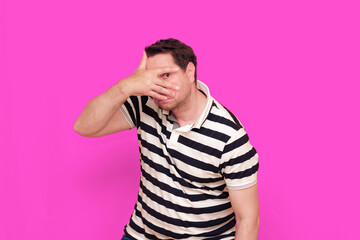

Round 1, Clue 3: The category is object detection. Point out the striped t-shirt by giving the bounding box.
[120,80,259,240]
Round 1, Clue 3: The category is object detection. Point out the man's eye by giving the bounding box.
[163,73,170,78]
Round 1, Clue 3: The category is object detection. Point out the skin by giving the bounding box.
[73,51,181,137]
[229,184,260,240]
[145,52,207,126]
[73,51,259,239]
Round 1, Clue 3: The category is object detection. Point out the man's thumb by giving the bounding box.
[138,51,147,70]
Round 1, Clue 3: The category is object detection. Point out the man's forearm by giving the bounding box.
[235,218,260,240]
[73,51,180,137]
[73,80,129,136]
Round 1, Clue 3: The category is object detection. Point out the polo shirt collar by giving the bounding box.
[163,80,213,131]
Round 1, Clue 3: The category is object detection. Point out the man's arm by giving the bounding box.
[73,81,130,137]
[228,183,260,240]
[73,51,179,137]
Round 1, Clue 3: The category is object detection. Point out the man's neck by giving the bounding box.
[172,86,208,127]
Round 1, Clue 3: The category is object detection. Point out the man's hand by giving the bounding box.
[74,51,180,137]
[121,51,180,100]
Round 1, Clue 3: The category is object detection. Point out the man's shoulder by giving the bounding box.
[205,99,245,136]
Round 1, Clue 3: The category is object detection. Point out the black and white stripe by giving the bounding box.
[120,80,259,239]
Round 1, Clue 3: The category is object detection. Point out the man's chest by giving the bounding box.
[137,122,227,190]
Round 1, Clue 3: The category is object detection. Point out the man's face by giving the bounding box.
[146,53,192,111]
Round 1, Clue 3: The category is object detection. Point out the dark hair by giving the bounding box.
[145,38,197,82]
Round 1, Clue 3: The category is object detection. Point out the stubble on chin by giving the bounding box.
[154,99,176,111]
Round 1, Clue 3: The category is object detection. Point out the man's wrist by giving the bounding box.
[114,78,132,98]
[105,79,131,106]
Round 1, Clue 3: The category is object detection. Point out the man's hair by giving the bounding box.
[145,38,197,82]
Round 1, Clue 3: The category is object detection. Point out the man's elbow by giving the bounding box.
[73,121,85,136]
[73,121,96,137]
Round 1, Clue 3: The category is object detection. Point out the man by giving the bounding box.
[74,38,260,240]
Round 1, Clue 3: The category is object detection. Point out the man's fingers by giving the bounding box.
[138,51,147,70]
[150,91,168,100]
[155,66,179,75]
[154,78,179,90]
[153,85,175,97]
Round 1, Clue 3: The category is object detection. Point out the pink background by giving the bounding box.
[1,0,359,239]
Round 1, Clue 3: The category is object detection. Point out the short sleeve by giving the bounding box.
[219,127,259,190]
[119,96,141,129]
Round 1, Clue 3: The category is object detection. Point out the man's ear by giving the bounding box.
[186,62,196,82]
